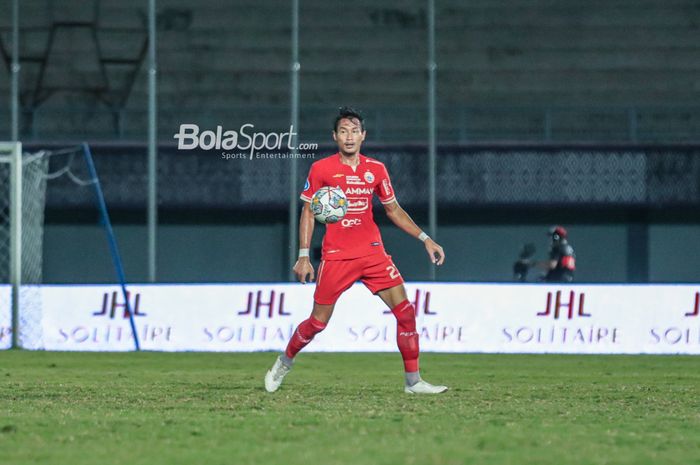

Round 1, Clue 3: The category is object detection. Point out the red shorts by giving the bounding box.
[314,253,404,305]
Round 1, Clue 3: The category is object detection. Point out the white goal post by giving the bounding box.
[0,142,50,348]
[1,142,140,350]
[0,142,21,347]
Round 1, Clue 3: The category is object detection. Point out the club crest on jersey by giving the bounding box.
[345,175,364,185]
[364,171,375,183]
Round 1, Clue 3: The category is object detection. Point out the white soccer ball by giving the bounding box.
[311,186,347,224]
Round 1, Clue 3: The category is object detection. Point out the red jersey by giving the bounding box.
[300,153,397,261]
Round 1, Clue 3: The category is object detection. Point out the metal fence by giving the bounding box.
[31,142,700,211]
[10,104,700,143]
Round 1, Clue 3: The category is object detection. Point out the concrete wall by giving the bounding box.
[43,222,700,284]
[44,224,288,283]
[649,225,700,283]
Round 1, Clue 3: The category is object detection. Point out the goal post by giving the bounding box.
[0,142,22,347]
[0,142,140,350]
[0,141,51,348]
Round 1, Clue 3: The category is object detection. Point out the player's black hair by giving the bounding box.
[333,106,364,132]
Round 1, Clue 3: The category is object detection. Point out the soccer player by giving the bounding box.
[264,107,448,394]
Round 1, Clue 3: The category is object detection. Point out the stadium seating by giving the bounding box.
[0,0,699,140]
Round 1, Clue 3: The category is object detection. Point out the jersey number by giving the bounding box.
[386,265,400,280]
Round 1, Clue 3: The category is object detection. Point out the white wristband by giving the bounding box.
[418,232,429,242]
[298,248,310,258]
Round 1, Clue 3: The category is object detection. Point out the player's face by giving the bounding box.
[333,117,366,157]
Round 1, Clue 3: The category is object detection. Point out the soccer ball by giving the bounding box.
[311,186,347,224]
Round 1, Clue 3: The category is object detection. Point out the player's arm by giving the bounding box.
[529,259,558,271]
[295,165,320,283]
[293,201,316,283]
[383,200,445,265]
[536,247,563,271]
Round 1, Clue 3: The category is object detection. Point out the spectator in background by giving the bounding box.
[513,226,576,282]
[543,225,576,282]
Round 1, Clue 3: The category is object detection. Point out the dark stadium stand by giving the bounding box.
[1,0,699,141]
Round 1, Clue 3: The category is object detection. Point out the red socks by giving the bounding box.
[391,299,419,372]
[285,302,419,373]
[285,316,327,359]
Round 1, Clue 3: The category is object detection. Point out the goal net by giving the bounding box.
[0,142,50,348]
[0,142,139,350]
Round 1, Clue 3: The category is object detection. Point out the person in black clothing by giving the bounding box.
[543,225,576,282]
[512,226,576,282]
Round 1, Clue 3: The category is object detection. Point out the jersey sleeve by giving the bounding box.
[300,163,322,203]
[560,244,576,270]
[374,163,396,204]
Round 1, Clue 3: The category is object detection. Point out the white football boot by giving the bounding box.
[264,356,292,393]
[404,379,449,394]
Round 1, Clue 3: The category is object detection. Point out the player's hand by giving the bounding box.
[293,257,315,283]
[424,238,445,266]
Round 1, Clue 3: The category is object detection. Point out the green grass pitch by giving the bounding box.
[2,351,699,465]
